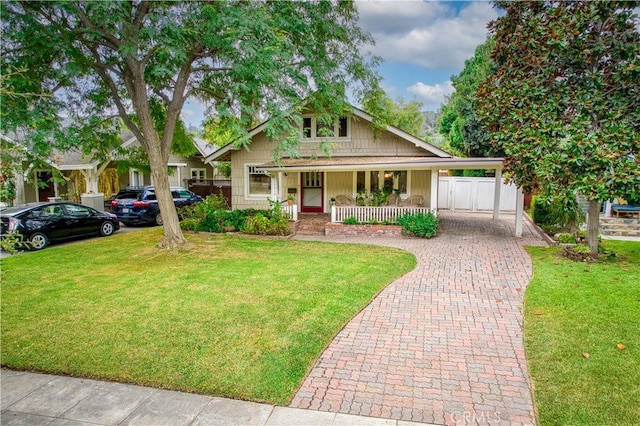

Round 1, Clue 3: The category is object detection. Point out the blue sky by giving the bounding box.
[357,1,498,110]
[181,1,498,128]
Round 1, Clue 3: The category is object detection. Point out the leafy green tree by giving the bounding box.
[438,38,498,158]
[363,88,425,136]
[477,1,640,257]
[2,1,379,248]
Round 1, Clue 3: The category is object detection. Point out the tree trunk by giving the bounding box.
[147,145,187,249]
[586,200,601,259]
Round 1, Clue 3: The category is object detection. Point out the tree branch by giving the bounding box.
[133,1,150,28]
[67,3,123,52]
[86,45,143,143]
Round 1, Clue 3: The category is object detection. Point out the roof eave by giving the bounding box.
[257,158,503,173]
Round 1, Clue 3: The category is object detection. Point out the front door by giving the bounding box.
[301,172,323,213]
[37,171,55,202]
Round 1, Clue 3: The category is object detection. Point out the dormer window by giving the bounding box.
[301,115,350,141]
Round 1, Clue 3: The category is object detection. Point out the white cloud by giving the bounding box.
[406,80,454,110]
[357,1,498,70]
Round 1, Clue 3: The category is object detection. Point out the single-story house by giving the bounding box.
[203,105,528,235]
[2,132,226,208]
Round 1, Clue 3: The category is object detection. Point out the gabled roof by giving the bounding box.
[203,105,453,164]
[123,134,217,159]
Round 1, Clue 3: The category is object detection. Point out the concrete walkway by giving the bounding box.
[2,212,547,425]
[1,369,426,425]
[291,212,547,425]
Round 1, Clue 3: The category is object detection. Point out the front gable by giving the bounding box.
[205,105,451,164]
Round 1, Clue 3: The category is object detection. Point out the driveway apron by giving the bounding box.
[291,212,547,425]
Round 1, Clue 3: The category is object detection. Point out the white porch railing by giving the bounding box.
[331,205,434,223]
[281,204,298,221]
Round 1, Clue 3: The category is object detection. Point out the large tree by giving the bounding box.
[438,38,498,158]
[1,1,379,248]
[477,1,640,256]
[362,88,425,136]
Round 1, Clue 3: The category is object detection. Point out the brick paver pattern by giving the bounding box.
[290,212,547,425]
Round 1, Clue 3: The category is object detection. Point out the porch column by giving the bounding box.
[493,168,502,220]
[81,169,100,194]
[430,169,439,216]
[276,172,283,201]
[515,187,524,237]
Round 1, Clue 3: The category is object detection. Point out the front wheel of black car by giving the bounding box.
[155,213,163,226]
[100,221,115,236]
[29,232,49,250]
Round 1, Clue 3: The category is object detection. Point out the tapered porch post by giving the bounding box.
[430,169,439,216]
[493,168,502,220]
[515,187,524,237]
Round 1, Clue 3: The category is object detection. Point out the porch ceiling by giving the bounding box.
[256,156,503,172]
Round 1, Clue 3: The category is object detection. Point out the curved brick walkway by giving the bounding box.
[291,212,547,425]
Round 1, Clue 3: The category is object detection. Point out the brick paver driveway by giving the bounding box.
[291,212,547,425]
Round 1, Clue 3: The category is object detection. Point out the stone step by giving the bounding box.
[599,218,640,237]
[600,217,639,225]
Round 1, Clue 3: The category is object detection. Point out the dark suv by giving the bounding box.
[111,186,203,226]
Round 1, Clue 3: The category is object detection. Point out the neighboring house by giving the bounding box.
[2,132,225,208]
[204,105,505,219]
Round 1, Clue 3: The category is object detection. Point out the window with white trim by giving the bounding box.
[246,164,272,198]
[191,168,206,180]
[354,170,410,195]
[301,115,350,140]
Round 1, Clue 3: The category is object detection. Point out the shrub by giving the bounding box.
[244,211,290,236]
[531,194,585,234]
[557,233,576,244]
[397,212,439,238]
[343,216,359,225]
[463,169,486,177]
[0,231,30,255]
[179,218,200,231]
[531,196,553,225]
[224,209,250,231]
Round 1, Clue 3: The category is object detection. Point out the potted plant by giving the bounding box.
[287,194,295,205]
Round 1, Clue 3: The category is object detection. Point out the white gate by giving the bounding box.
[438,177,517,212]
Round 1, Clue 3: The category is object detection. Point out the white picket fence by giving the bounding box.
[330,205,433,223]
[438,177,518,212]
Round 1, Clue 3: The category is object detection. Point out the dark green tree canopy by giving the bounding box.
[477,0,639,256]
[2,0,380,248]
[438,37,498,158]
[478,1,639,200]
[362,88,425,137]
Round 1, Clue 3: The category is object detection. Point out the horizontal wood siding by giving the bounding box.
[230,133,273,210]
[326,172,352,206]
[410,170,432,208]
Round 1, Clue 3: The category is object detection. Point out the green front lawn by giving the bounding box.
[525,241,640,425]
[1,228,415,404]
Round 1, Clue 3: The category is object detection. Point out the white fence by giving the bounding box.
[438,177,518,212]
[331,205,434,223]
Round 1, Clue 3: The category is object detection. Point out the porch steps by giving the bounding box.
[599,217,640,237]
[294,214,330,236]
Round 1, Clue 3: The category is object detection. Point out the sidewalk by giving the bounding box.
[1,369,433,426]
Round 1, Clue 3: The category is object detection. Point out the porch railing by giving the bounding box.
[330,205,434,223]
[281,204,298,221]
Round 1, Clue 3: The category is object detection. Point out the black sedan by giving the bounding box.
[0,202,120,250]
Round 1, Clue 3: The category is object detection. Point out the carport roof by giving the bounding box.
[256,156,503,173]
